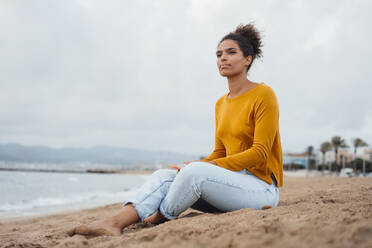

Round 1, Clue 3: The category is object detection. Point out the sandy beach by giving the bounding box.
[1,175,371,248]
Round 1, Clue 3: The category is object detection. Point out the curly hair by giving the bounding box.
[219,23,263,72]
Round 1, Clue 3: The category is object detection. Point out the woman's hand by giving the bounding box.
[169,160,217,172]
[167,160,202,172]
[183,160,217,165]
[168,160,202,171]
[183,160,202,165]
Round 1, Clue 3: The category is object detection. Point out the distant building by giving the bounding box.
[283,153,308,168]
[316,149,353,164]
[359,148,372,161]
[325,148,369,163]
[337,149,353,163]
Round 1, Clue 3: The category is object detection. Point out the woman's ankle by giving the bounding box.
[102,204,140,230]
[144,211,168,224]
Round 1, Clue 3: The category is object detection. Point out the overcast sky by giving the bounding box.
[1,0,371,156]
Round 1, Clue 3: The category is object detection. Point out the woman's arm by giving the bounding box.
[202,103,226,162]
[202,136,226,162]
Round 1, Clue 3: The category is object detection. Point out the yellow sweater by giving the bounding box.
[202,83,283,187]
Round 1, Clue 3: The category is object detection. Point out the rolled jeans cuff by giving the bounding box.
[159,204,178,220]
[122,200,146,222]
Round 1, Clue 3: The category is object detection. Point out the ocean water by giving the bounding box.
[0,171,149,218]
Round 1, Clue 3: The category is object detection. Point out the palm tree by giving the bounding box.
[331,136,348,168]
[320,141,332,174]
[352,138,368,159]
[306,146,314,171]
[352,138,368,171]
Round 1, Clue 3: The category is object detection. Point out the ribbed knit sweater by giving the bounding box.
[202,83,283,187]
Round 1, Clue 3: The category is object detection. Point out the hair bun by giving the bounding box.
[234,23,263,59]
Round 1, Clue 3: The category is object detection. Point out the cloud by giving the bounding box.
[1,0,371,155]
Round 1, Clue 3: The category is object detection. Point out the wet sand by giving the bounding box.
[1,176,371,248]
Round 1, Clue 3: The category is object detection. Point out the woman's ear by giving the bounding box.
[245,56,252,67]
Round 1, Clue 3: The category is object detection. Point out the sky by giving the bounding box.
[1,0,371,156]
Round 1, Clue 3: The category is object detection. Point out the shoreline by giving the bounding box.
[0,171,151,220]
[1,176,371,248]
[0,168,155,174]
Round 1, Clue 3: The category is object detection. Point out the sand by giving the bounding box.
[1,176,371,248]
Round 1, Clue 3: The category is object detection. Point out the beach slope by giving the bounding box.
[1,176,371,248]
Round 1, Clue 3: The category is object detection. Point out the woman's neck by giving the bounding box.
[227,72,257,98]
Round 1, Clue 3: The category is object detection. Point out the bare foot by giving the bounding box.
[67,220,122,238]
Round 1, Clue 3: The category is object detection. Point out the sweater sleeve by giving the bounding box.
[213,89,279,171]
[202,134,226,162]
[202,101,226,162]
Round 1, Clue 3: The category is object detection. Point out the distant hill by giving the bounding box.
[0,143,198,165]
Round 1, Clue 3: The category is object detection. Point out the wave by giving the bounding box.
[0,187,140,213]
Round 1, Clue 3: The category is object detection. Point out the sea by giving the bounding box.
[0,170,149,219]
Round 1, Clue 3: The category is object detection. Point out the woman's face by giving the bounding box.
[216,39,251,77]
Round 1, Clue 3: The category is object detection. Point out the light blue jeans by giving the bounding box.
[124,162,279,221]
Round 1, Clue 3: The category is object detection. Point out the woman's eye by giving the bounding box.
[216,54,221,57]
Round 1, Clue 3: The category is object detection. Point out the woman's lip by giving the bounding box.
[220,65,230,68]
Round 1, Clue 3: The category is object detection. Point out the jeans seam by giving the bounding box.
[136,180,173,206]
[205,177,244,190]
[172,186,195,217]
[206,178,274,193]
[162,181,201,219]
[205,178,278,208]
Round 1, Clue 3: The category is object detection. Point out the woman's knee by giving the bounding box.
[151,169,177,181]
[178,162,213,180]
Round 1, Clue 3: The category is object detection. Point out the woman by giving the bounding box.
[68,23,283,237]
